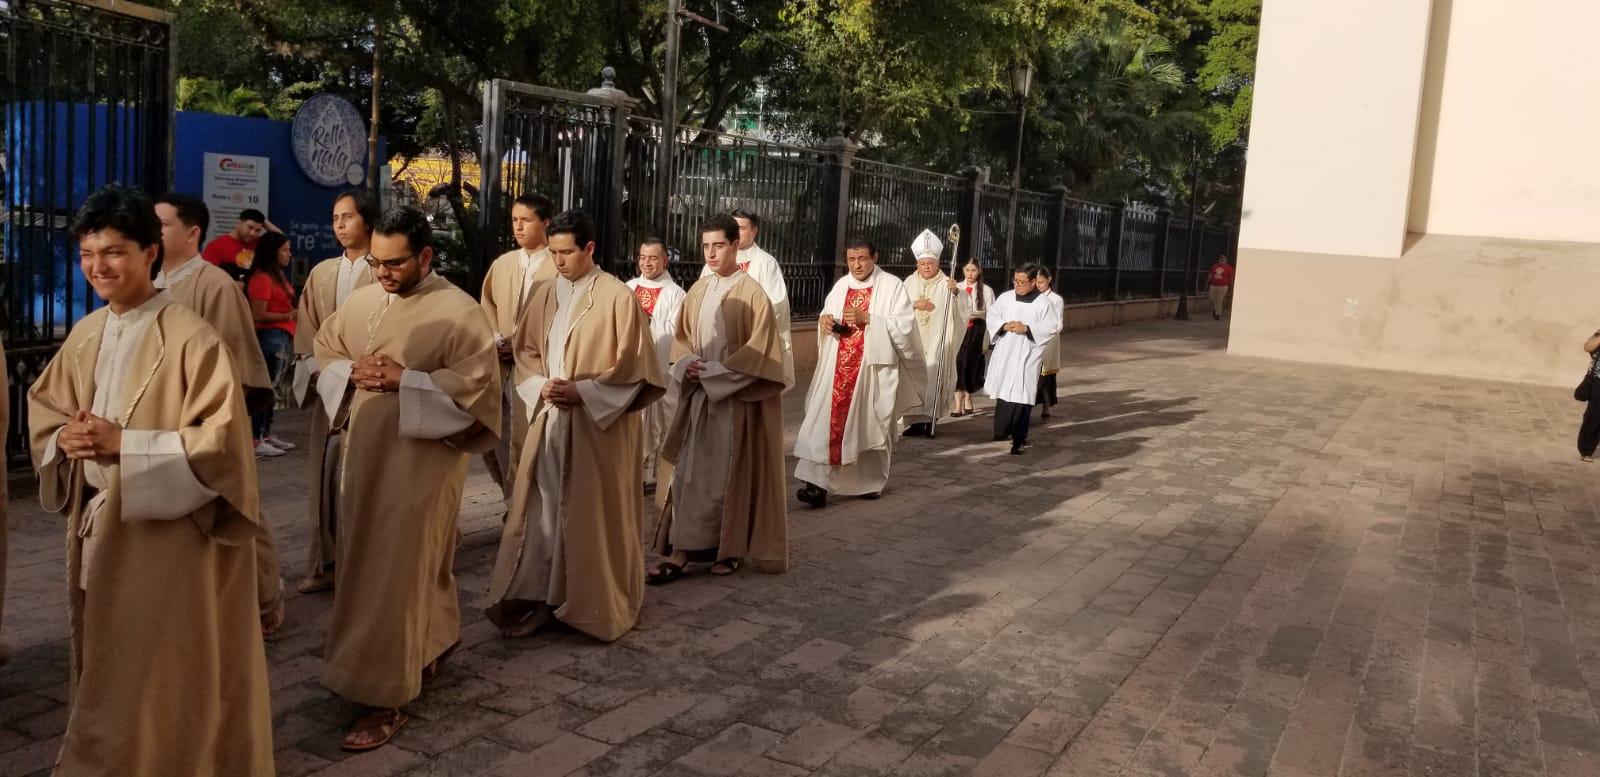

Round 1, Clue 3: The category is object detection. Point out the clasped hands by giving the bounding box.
[351,354,405,393]
[57,410,121,460]
[1002,321,1028,334]
[540,378,582,408]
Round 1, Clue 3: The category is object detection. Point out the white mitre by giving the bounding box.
[911,229,943,261]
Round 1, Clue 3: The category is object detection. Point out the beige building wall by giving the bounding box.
[1230,0,1600,387]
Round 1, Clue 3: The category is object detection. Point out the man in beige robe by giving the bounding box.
[486,210,664,640]
[29,184,273,776]
[697,209,795,385]
[650,214,791,582]
[479,192,557,501]
[291,188,379,594]
[314,206,500,751]
[795,239,925,507]
[154,191,285,634]
[900,229,967,437]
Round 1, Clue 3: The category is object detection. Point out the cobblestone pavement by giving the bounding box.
[5,318,1600,777]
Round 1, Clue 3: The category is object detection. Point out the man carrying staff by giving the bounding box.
[699,208,794,384]
[486,211,665,640]
[292,188,379,595]
[313,206,500,751]
[900,229,967,437]
[626,236,686,489]
[794,238,924,508]
[479,192,558,501]
[985,263,1061,455]
[29,184,274,775]
[153,191,285,634]
[650,213,791,583]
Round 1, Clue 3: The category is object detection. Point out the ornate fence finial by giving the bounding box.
[600,66,617,90]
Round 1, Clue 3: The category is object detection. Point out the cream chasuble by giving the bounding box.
[480,246,557,499]
[486,267,664,641]
[155,255,282,612]
[28,296,273,777]
[794,267,925,496]
[654,273,791,570]
[984,291,1062,404]
[901,270,968,424]
[291,253,376,577]
[626,272,686,484]
[313,270,500,708]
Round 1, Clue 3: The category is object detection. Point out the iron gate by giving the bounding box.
[2,0,175,467]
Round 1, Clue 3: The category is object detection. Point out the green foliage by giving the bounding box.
[155,0,1258,215]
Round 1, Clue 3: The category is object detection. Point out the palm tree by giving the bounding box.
[1030,13,1200,201]
[177,78,274,118]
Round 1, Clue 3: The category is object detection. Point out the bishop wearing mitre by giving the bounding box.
[899,229,967,437]
[30,185,273,775]
[487,211,665,640]
[794,238,925,508]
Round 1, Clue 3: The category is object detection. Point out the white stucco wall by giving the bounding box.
[1407,0,1600,244]
[1237,0,1436,260]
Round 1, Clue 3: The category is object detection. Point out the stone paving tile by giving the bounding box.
[6,318,1600,776]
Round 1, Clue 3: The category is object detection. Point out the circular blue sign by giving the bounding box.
[292,94,368,188]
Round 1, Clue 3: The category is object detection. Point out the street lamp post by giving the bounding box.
[1003,61,1033,279]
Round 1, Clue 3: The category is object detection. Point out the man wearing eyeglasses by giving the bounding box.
[479,193,558,503]
[311,206,501,752]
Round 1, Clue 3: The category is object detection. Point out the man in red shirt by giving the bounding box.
[1207,254,1235,320]
[203,208,268,282]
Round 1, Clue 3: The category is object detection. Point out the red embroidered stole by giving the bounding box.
[632,284,661,316]
[829,286,873,465]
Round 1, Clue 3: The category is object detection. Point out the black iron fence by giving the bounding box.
[3,0,175,467]
[478,72,1236,319]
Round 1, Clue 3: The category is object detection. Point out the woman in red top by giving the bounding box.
[245,231,297,456]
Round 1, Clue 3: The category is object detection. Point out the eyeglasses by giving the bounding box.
[366,254,416,269]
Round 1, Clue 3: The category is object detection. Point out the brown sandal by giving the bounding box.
[708,559,743,576]
[341,708,409,752]
[421,640,461,685]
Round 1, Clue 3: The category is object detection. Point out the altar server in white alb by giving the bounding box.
[794,238,924,507]
[985,263,1061,455]
[700,208,794,384]
[626,237,686,488]
[899,229,967,437]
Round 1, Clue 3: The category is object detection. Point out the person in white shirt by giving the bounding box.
[1034,268,1066,419]
[984,264,1061,455]
[625,237,686,489]
[479,193,557,501]
[700,208,794,385]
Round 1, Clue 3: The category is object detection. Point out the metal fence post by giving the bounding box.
[1107,205,1126,301]
[815,135,859,279]
[586,67,635,273]
[956,166,988,268]
[1047,185,1070,285]
[475,79,507,293]
[1154,208,1171,297]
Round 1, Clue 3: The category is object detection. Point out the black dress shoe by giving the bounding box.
[1010,443,1026,455]
[797,484,827,508]
[902,423,929,438]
